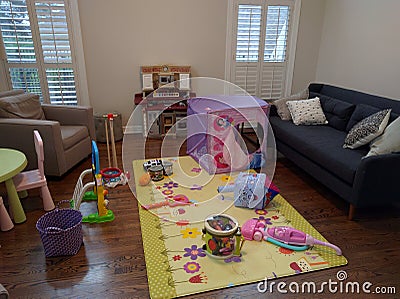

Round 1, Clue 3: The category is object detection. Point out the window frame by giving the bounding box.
[0,0,89,106]
[225,0,301,99]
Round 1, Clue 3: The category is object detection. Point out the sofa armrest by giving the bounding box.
[0,118,66,174]
[269,104,278,117]
[42,104,96,140]
[352,153,400,207]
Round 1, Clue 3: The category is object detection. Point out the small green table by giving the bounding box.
[0,148,27,223]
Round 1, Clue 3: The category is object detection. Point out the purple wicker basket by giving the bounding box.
[36,207,83,257]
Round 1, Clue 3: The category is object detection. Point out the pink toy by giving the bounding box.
[241,218,267,241]
[142,194,190,210]
[264,226,342,255]
[241,218,342,255]
[187,96,270,174]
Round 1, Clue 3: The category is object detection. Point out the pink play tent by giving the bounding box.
[186,95,270,174]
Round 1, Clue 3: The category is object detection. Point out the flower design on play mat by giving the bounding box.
[257,216,272,225]
[183,261,201,274]
[162,189,173,196]
[190,184,202,191]
[191,167,202,173]
[255,209,268,215]
[173,255,182,261]
[189,272,208,284]
[181,227,202,239]
[221,175,232,182]
[163,181,179,189]
[183,245,206,260]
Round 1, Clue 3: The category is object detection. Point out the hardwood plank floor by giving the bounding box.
[0,138,399,299]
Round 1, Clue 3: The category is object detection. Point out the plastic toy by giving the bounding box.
[71,141,114,223]
[264,226,342,255]
[100,113,128,188]
[139,173,151,186]
[241,217,342,255]
[187,95,270,174]
[218,172,279,209]
[201,214,244,259]
[142,194,190,210]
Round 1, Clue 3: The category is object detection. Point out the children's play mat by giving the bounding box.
[133,156,348,299]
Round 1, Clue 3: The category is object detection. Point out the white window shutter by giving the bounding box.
[0,0,84,105]
[229,0,295,100]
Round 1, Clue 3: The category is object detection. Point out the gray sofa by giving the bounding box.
[270,83,400,219]
[0,90,95,176]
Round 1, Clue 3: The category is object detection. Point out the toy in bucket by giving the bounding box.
[71,141,114,223]
[201,214,244,259]
[100,113,128,188]
[36,200,83,257]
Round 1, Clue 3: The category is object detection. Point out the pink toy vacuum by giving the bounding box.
[241,218,342,255]
[264,226,342,255]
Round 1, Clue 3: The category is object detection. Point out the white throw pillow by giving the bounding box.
[273,88,309,120]
[343,109,391,149]
[286,97,328,126]
[366,116,400,156]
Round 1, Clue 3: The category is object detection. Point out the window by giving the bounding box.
[226,0,300,100]
[0,0,88,105]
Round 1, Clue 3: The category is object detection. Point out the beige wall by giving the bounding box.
[78,0,228,124]
[291,0,325,93]
[81,0,400,125]
[316,0,400,100]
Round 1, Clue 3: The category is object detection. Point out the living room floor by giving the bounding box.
[0,139,399,298]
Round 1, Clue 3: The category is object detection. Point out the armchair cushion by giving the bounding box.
[0,89,24,98]
[60,126,89,150]
[0,93,45,120]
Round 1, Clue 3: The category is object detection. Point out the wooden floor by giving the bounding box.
[0,138,399,299]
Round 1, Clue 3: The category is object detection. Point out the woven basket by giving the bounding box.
[36,204,83,257]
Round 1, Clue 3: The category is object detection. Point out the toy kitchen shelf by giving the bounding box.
[136,64,194,138]
[134,90,196,138]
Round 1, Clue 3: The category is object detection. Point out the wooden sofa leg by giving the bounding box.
[348,204,356,220]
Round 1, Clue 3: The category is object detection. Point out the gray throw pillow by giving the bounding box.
[366,116,400,157]
[273,88,309,120]
[343,109,391,149]
[0,93,45,120]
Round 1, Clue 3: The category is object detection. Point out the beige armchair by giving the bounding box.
[0,90,95,176]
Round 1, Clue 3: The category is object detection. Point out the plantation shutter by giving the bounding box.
[230,0,294,100]
[0,0,79,104]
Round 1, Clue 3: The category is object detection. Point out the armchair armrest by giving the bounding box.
[0,118,66,174]
[42,104,95,140]
[352,153,400,207]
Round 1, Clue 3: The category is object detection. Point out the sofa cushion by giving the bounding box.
[60,125,89,150]
[287,97,328,126]
[343,109,391,149]
[273,88,309,120]
[366,116,400,157]
[270,116,367,184]
[345,104,381,132]
[319,95,355,131]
